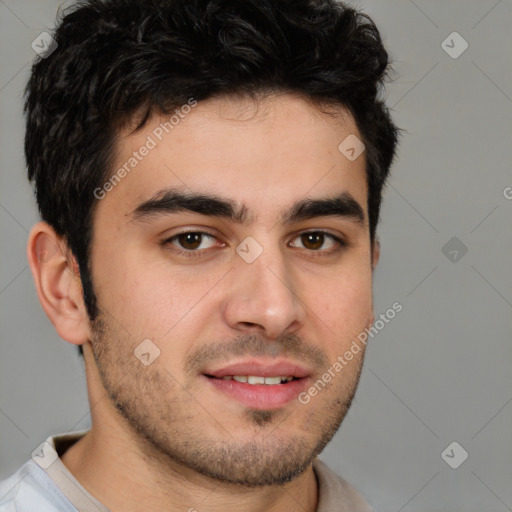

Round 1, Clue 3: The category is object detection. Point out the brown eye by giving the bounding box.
[301,232,324,250]
[289,231,344,253]
[177,232,203,250]
[168,232,218,251]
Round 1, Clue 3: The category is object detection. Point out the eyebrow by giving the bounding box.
[129,188,365,227]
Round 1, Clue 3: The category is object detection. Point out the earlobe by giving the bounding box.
[27,222,91,345]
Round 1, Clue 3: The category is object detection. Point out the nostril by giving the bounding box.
[238,322,264,331]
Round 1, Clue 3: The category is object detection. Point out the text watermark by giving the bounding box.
[93,98,197,200]
[298,301,403,404]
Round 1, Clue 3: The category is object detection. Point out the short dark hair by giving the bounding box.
[25,0,399,337]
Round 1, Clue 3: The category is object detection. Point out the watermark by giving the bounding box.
[93,98,197,200]
[134,339,161,366]
[151,97,198,141]
[236,236,263,263]
[504,186,512,200]
[31,441,58,469]
[442,236,468,263]
[441,32,468,60]
[441,441,468,469]
[31,32,58,58]
[338,134,365,162]
[298,301,403,404]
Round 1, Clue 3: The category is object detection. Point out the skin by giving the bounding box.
[27,92,379,512]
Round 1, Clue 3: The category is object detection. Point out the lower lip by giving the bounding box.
[204,376,309,409]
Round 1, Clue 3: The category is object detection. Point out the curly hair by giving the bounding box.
[25,0,399,332]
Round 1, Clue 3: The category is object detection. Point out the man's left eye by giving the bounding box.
[289,231,344,252]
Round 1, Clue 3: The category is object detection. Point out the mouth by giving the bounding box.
[202,360,312,409]
[209,375,297,384]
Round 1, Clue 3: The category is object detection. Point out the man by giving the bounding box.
[0,0,398,510]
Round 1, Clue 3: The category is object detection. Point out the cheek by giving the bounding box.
[309,265,374,343]
[97,254,227,339]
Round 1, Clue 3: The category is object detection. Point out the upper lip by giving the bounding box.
[203,359,312,379]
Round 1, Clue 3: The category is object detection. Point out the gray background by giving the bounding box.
[1,1,511,510]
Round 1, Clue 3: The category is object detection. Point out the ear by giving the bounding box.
[371,237,380,270]
[27,222,91,345]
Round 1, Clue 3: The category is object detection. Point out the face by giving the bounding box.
[88,93,376,486]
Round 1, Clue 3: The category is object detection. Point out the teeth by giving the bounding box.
[262,376,282,385]
[220,375,294,385]
[247,376,265,385]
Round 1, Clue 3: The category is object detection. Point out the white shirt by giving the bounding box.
[0,431,373,511]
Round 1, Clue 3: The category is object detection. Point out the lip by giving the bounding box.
[202,359,313,409]
[203,359,312,379]
[203,374,310,409]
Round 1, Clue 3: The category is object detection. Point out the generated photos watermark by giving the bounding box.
[298,301,403,405]
[93,97,197,200]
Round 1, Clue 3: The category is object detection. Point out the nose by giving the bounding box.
[222,244,306,340]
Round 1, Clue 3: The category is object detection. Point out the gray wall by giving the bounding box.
[1,1,511,510]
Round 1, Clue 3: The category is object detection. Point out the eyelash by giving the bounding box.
[161,230,347,259]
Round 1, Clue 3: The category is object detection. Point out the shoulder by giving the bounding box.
[0,460,76,512]
[313,458,374,512]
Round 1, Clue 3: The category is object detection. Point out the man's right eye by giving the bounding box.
[162,231,225,256]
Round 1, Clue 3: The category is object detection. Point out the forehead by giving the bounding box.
[97,93,368,226]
